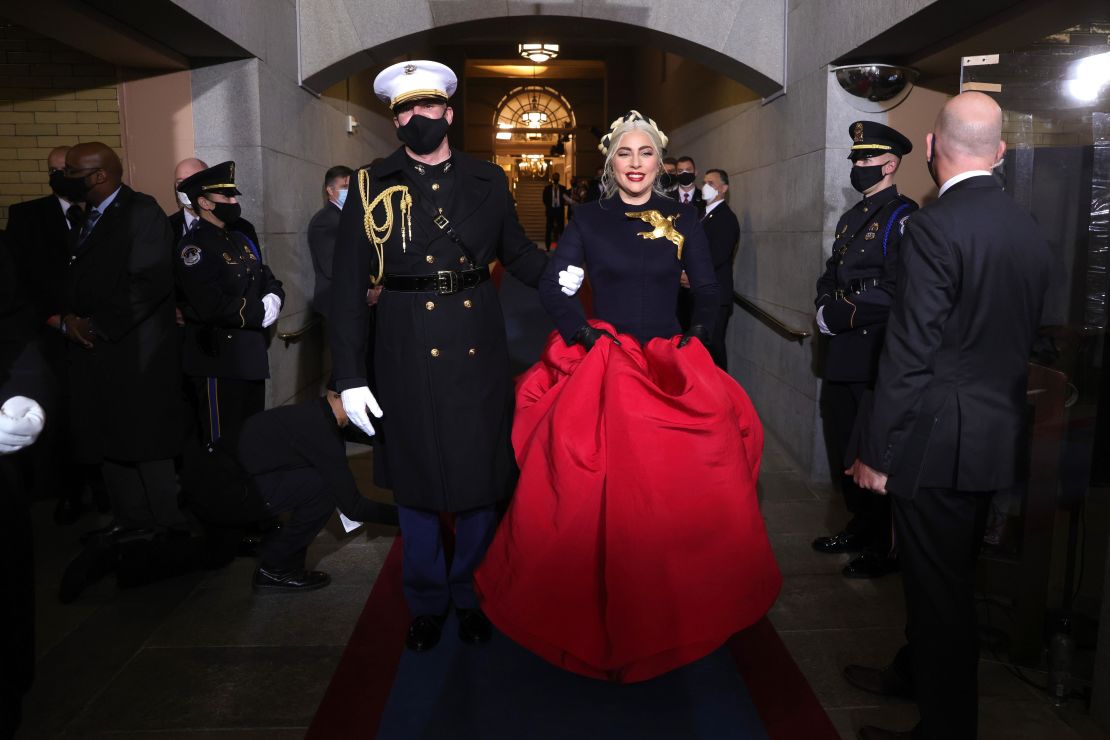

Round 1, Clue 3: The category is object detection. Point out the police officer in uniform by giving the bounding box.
[329,60,582,652]
[174,162,284,451]
[812,122,917,578]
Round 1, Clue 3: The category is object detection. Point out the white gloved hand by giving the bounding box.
[816,305,835,337]
[340,386,383,437]
[0,395,46,454]
[261,293,282,328]
[559,265,585,296]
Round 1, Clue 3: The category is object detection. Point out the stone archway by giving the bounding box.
[297,0,785,96]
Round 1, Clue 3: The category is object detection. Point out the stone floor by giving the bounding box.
[18,436,1110,739]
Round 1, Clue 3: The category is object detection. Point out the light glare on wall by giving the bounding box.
[1066,51,1110,103]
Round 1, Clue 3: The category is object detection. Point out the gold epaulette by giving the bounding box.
[358,169,413,285]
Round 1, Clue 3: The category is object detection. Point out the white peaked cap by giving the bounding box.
[373,60,458,110]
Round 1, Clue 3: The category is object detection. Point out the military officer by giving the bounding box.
[812,121,918,579]
[174,162,284,451]
[329,60,582,653]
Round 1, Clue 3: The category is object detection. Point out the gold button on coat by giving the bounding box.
[463,299,473,308]
[430,348,440,357]
[468,348,477,357]
[432,182,440,191]
[459,256,467,264]
[425,301,435,311]
[425,255,435,264]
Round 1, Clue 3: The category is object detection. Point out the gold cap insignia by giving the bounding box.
[403,64,416,75]
[852,122,864,142]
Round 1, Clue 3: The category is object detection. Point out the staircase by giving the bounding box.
[514,178,549,247]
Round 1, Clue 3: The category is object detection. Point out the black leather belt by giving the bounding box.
[835,277,881,298]
[383,266,489,295]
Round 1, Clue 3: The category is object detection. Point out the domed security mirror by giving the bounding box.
[831,64,918,112]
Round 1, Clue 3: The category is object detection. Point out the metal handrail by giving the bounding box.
[277,314,322,343]
[733,292,811,343]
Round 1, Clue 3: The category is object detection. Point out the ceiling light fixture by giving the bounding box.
[519,43,559,64]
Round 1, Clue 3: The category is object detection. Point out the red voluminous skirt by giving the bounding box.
[475,321,781,683]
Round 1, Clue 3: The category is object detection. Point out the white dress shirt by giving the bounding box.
[938,170,993,198]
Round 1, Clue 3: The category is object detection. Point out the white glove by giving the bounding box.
[340,386,383,437]
[559,265,585,296]
[816,305,835,336]
[261,293,282,328]
[0,395,46,454]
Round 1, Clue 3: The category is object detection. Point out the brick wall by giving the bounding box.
[0,21,122,230]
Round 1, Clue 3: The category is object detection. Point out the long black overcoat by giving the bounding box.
[61,185,183,463]
[330,147,547,512]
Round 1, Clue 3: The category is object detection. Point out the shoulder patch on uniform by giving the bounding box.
[181,244,201,266]
[899,215,910,235]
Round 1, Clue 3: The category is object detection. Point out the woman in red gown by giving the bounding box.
[475,112,780,683]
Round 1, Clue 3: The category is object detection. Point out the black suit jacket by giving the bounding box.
[307,202,342,318]
[6,194,73,322]
[63,185,183,462]
[674,186,705,216]
[541,183,571,213]
[861,175,1050,494]
[701,201,739,308]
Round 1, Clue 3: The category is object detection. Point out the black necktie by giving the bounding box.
[65,204,84,231]
[77,207,101,247]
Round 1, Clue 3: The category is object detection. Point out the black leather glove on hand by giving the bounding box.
[572,324,621,351]
[678,324,710,349]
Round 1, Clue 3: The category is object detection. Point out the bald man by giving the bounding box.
[59,142,187,535]
[844,93,1051,740]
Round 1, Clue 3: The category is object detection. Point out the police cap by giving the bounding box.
[847,121,913,160]
[177,160,241,204]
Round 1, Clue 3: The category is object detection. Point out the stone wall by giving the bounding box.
[177,0,396,406]
[666,0,942,479]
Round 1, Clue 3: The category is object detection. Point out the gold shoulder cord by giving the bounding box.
[358,169,413,285]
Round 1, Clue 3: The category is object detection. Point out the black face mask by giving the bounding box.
[52,171,91,202]
[209,201,241,225]
[850,163,887,194]
[396,114,450,155]
[926,136,940,188]
[658,171,674,189]
[676,171,696,187]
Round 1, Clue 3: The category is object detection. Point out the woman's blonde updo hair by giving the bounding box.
[597,110,669,201]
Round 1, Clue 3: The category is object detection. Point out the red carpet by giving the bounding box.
[307,539,838,740]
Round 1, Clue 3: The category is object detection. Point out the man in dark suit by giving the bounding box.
[541,171,571,249]
[698,168,739,369]
[845,93,1051,740]
[59,142,187,535]
[0,232,49,739]
[673,155,704,215]
[308,165,354,319]
[812,122,918,579]
[5,145,103,524]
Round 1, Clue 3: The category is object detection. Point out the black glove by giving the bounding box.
[572,324,620,351]
[678,324,710,349]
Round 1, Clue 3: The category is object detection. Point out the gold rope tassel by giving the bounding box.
[358,169,413,285]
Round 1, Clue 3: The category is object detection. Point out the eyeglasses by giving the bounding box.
[62,165,101,177]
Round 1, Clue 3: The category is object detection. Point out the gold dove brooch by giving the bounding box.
[625,210,685,259]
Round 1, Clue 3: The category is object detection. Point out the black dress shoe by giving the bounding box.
[843,664,914,700]
[251,566,330,592]
[858,725,914,740]
[53,496,86,525]
[457,608,493,645]
[811,530,870,554]
[842,551,899,579]
[406,614,446,652]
